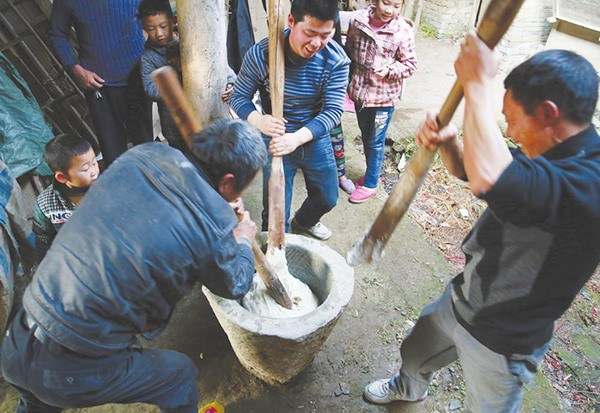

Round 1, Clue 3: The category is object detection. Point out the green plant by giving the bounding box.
[420,22,438,39]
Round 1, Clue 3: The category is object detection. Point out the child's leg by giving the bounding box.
[330,124,346,178]
[355,106,395,189]
[331,124,356,194]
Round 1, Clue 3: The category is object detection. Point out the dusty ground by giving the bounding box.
[1,33,598,412]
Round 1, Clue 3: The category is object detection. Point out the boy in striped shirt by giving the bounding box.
[230,0,349,240]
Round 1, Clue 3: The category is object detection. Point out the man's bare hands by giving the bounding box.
[416,112,459,150]
[454,33,498,91]
[72,64,105,90]
[269,133,301,156]
[230,198,257,245]
[253,114,287,138]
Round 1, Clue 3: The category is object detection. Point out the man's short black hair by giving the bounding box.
[138,0,174,19]
[190,119,267,192]
[44,135,93,173]
[504,50,599,125]
[290,0,339,23]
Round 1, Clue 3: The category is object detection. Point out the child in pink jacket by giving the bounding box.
[345,0,417,203]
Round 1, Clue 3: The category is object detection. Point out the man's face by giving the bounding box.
[502,90,547,158]
[59,148,99,189]
[288,14,335,59]
[143,13,175,47]
[373,0,404,23]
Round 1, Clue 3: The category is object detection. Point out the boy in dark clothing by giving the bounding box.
[138,0,236,152]
[33,135,99,262]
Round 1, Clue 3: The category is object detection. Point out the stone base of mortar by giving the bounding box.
[203,233,354,385]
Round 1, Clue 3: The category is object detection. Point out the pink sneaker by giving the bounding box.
[349,186,377,204]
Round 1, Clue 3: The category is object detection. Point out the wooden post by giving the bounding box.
[176,0,229,128]
[266,0,286,252]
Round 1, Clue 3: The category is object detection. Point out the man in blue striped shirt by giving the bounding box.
[49,0,147,166]
[230,0,350,240]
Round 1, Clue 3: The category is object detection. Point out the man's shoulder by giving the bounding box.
[318,39,350,68]
[249,38,269,59]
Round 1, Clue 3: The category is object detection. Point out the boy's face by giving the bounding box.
[288,14,335,59]
[373,0,403,22]
[56,148,99,189]
[143,13,175,47]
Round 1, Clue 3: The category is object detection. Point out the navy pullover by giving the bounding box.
[49,0,145,86]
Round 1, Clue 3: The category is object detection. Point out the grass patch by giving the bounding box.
[420,22,438,39]
[522,372,564,412]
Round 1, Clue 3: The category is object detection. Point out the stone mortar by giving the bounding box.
[203,233,355,385]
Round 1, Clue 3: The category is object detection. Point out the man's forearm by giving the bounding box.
[462,83,512,194]
[292,127,313,145]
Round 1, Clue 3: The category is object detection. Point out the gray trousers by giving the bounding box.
[392,286,547,412]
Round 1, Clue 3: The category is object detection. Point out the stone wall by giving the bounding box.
[496,0,554,72]
[418,0,554,71]
[420,0,474,39]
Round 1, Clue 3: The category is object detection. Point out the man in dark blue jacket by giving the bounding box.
[1,119,266,413]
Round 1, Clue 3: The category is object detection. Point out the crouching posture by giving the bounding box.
[1,119,266,413]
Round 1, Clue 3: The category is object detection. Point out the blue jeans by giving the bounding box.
[355,105,395,189]
[1,309,199,413]
[262,136,338,231]
[391,286,548,412]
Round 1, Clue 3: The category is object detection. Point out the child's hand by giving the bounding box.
[416,112,459,151]
[221,83,234,103]
[374,65,390,78]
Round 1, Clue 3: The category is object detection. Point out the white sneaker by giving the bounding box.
[291,219,332,240]
[363,379,427,405]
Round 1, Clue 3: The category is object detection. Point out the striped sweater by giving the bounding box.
[49,0,145,86]
[230,31,350,140]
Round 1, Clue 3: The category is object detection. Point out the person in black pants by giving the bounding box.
[49,0,152,166]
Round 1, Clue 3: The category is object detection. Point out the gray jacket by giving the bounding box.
[23,144,254,356]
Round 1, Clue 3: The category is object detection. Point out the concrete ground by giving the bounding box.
[0,34,573,412]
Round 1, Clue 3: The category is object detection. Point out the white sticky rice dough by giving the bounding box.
[242,247,319,318]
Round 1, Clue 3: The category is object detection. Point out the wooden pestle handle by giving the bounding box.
[152,67,293,309]
[347,0,527,266]
[266,0,287,251]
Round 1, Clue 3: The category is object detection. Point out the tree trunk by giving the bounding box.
[176,0,229,128]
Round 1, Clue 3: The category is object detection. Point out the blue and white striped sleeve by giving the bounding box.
[230,44,266,120]
[304,59,350,138]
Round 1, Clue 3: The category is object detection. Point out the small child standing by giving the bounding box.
[345,0,417,203]
[33,135,99,262]
[138,0,236,152]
